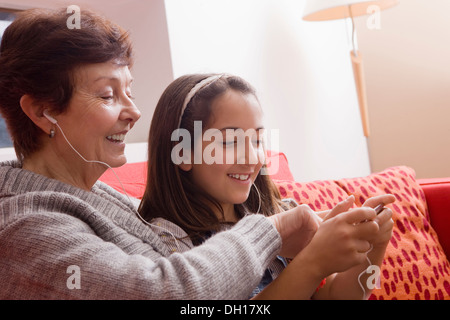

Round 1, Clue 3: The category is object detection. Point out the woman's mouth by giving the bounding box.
[106,133,126,143]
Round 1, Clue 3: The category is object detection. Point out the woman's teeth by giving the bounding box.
[228,174,250,181]
[107,134,125,142]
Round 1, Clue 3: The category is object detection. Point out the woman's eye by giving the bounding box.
[101,96,114,101]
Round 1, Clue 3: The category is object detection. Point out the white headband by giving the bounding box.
[178,75,224,128]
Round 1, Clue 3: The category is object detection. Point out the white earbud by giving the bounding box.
[43,109,57,124]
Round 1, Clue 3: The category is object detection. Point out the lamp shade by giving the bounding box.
[303,0,399,21]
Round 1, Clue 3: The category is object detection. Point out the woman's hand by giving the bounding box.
[268,204,322,258]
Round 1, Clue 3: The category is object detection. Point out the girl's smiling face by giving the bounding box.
[186,89,265,222]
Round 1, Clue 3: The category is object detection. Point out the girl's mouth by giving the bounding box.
[227,173,250,181]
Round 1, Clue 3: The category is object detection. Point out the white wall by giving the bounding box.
[165,0,371,181]
[355,0,450,179]
[1,0,373,181]
[0,0,174,146]
[86,0,174,145]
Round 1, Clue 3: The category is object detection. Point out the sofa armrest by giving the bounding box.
[418,178,450,259]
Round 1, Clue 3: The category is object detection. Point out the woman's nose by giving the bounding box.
[121,97,141,124]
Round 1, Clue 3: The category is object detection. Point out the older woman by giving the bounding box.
[0,7,327,300]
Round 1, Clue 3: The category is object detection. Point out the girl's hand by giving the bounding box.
[303,197,381,278]
[362,194,396,248]
[323,194,395,249]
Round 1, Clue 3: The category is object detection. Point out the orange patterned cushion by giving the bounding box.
[336,166,450,300]
[275,179,348,211]
[273,166,450,300]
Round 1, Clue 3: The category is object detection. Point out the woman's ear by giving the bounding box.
[19,95,53,135]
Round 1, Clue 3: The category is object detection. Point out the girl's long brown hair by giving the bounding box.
[139,74,287,245]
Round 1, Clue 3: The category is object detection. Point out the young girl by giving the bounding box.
[138,73,395,299]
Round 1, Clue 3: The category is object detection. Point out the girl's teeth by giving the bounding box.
[228,174,249,181]
[107,134,125,142]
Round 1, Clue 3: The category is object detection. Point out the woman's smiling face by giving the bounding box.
[55,61,141,168]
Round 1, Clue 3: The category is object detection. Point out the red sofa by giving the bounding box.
[419,178,450,259]
[100,151,450,300]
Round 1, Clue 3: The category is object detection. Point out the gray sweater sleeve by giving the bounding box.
[0,162,281,299]
[0,210,280,299]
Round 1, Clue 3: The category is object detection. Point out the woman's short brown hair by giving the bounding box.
[0,8,133,160]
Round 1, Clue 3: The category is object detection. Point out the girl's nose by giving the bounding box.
[236,136,261,166]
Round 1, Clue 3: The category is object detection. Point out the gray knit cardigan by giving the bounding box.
[0,161,281,299]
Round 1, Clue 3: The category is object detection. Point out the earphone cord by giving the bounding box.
[252,183,262,214]
[55,123,182,252]
[357,244,374,300]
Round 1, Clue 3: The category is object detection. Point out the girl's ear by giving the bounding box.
[173,141,193,171]
[178,162,192,172]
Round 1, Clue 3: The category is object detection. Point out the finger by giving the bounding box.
[343,207,377,225]
[377,218,394,236]
[376,214,394,234]
[355,239,372,253]
[316,209,329,220]
[374,207,393,226]
[323,195,355,221]
[311,211,323,226]
[297,203,314,214]
[363,194,396,208]
[353,220,380,240]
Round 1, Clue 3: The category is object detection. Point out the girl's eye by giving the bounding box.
[223,139,262,147]
[223,140,236,147]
